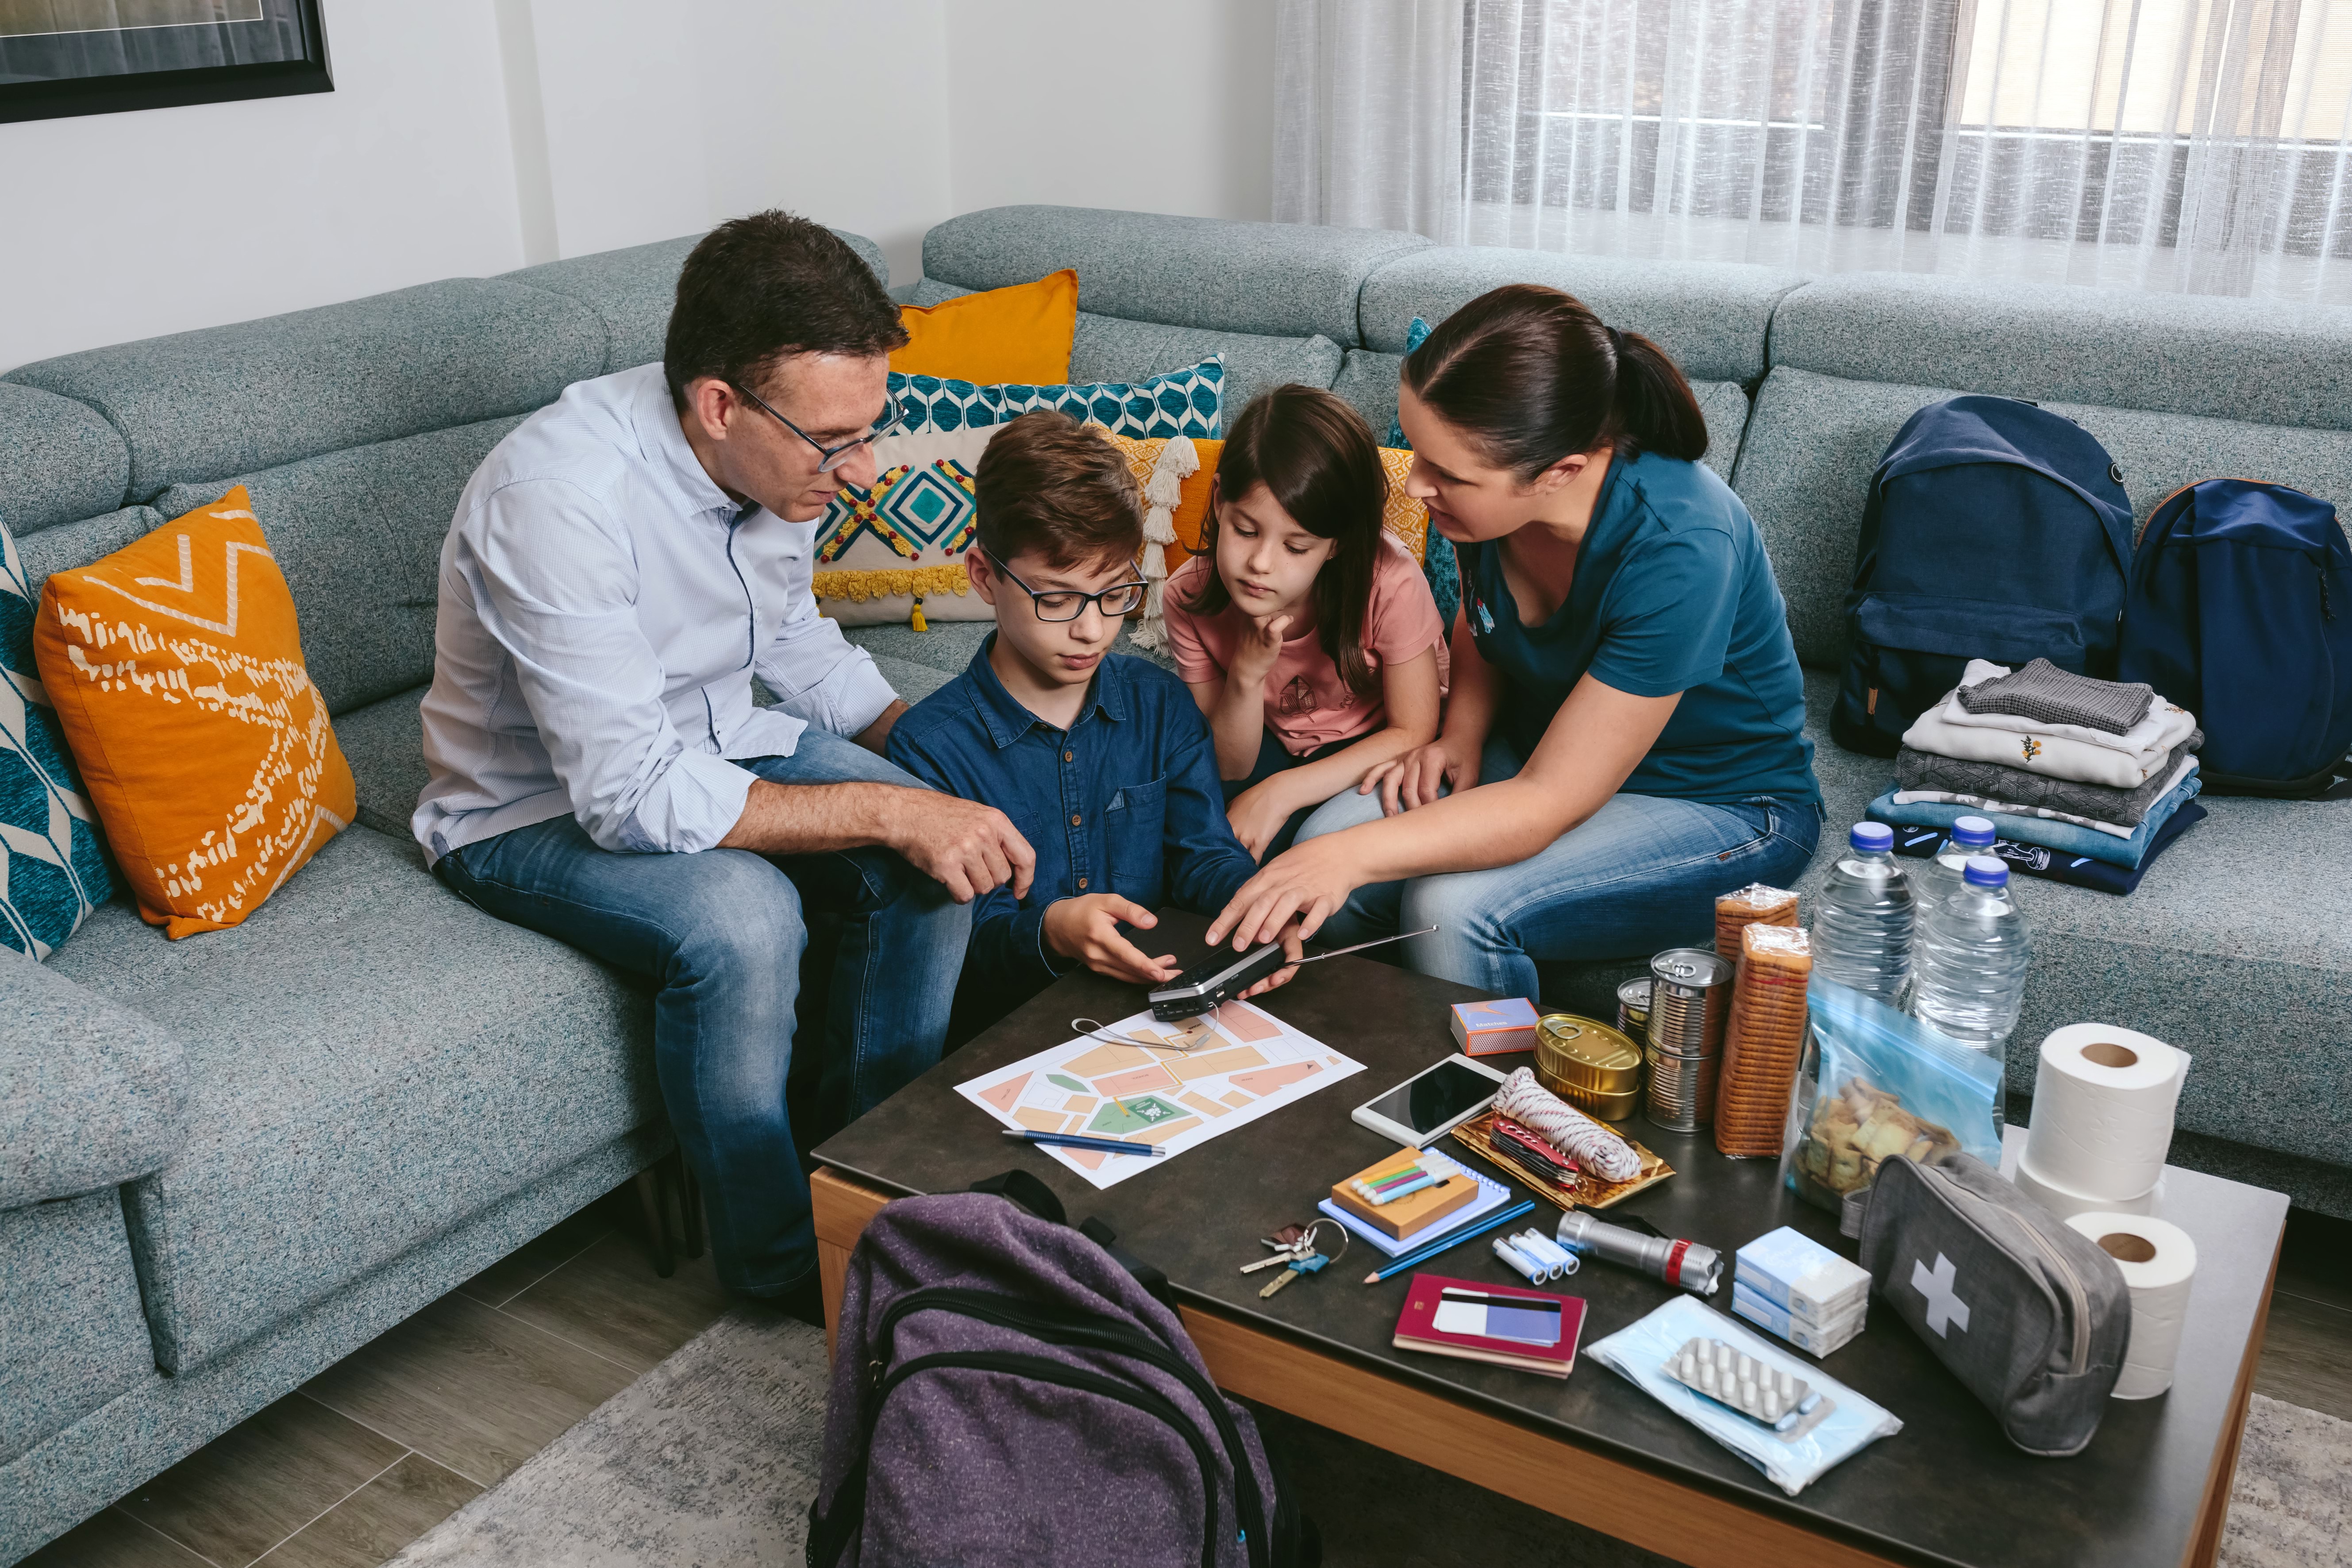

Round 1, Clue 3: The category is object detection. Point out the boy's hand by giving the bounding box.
[1043,895,1181,984]
[1225,777,1296,862]
[1232,613,1292,682]
[891,797,1035,904]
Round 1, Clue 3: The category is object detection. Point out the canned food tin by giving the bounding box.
[1615,977,1653,1041]
[1534,1014,1643,1096]
[1647,948,1735,1059]
[1551,1078,1643,1123]
[1644,1042,1720,1132]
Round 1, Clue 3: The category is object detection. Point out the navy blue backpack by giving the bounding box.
[1833,397,2135,756]
[2118,479,2352,797]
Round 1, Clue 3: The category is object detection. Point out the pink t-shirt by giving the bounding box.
[1163,536,1447,755]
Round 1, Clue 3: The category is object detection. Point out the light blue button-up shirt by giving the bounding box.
[413,363,899,863]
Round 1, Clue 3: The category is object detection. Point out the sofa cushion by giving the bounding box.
[4,280,603,502]
[1732,366,2352,668]
[14,507,158,601]
[923,206,1429,346]
[0,1191,155,1466]
[155,414,524,716]
[503,227,890,376]
[1771,271,2352,432]
[46,825,658,1373]
[334,686,430,840]
[908,278,1343,424]
[1356,247,1805,384]
[0,383,129,536]
[1327,347,1752,476]
[0,949,186,1208]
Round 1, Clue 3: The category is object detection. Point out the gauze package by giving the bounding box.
[1779,980,2003,1217]
[1586,1294,1903,1494]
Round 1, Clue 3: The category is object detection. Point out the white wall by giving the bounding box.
[0,0,528,370]
[944,1,1278,226]
[0,0,1276,373]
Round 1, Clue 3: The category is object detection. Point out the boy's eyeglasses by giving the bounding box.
[985,550,1148,622]
[731,381,902,473]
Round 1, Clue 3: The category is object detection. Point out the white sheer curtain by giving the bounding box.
[1274,0,2352,302]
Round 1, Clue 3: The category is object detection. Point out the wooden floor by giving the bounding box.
[23,1199,2352,1568]
[24,1187,728,1568]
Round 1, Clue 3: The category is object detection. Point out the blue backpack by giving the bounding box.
[2117,479,2352,797]
[1832,397,2135,756]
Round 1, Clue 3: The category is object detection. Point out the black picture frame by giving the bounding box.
[0,0,331,125]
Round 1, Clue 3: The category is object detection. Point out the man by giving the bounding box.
[414,212,1033,1310]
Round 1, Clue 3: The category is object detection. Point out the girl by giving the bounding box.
[1163,385,1446,860]
[1205,285,1823,996]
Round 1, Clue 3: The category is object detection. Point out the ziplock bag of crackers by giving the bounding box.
[1778,979,2001,1216]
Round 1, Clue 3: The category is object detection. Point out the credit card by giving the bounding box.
[1432,1287,1563,1347]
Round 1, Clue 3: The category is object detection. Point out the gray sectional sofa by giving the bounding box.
[2,204,2345,1560]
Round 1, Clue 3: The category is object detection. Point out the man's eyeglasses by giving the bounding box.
[986,550,1148,623]
[731,381,902,473]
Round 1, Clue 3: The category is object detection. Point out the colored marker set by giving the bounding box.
[1492,1227,1580,1283]
[1350,1160,1441,1206]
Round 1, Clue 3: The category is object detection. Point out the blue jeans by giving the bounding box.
[433,731,970,1295]
[1293,737,1821,998]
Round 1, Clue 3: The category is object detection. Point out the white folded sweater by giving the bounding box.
[1902,660,2197,789]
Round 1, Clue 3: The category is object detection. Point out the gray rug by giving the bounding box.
[390,1308,2348,1568]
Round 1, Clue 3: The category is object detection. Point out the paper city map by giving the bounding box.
[955,1000,1365,1189]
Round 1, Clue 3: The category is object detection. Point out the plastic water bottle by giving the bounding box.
[1914,816,1999,920]
[1809,822,1914,1005]
[1911,857,2032,1128]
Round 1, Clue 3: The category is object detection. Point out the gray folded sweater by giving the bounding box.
[1955,657,2154,734]
[1896,734,2201,828]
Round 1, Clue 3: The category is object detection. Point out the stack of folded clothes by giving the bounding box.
[1865,658,2207,893]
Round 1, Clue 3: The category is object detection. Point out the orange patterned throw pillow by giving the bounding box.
[33,486,354,938]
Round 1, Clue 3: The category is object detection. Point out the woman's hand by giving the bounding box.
[1205,835,1363,950]
[1358,735,1481,815]
[1232,612,1292,682]
[1042,895,1179,984]
[1236,924,1307,998]
[1224,777,1297,862]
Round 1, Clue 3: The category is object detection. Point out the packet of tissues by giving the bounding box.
[1585,1295,1902,1495]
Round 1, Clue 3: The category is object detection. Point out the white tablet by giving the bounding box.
[1348,1053,1509,1148]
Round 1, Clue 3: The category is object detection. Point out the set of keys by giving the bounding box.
[1239,1220,1347,1299]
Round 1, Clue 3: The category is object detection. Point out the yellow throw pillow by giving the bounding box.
[892,269,1079,385]
[33,486,354,939]
[1092,432,1429,566]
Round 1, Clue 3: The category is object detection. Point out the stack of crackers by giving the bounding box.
[1714,922,1813,1157]
[1715,882,1798,959]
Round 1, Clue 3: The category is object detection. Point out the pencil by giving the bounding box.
[1361,1200,1538,1283]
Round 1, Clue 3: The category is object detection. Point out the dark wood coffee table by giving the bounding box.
[811,912,2284,1568]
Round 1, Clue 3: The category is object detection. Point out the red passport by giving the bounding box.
[1392,1273,1586,1378]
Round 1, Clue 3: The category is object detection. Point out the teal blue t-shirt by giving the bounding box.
[1458,449,1820,809]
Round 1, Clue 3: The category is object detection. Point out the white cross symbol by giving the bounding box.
[1911,1253,1971,1337]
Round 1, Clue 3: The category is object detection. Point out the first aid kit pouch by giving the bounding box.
[1855,1154,2130,1456]
[1586,1294,1902,1495]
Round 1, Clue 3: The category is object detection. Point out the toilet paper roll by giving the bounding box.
[2013,1156,2156,1221]
[2024,1024,2189,1201]
[2065,1212,2196,1400]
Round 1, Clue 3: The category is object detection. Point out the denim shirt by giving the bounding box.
[886,638,1256,1013]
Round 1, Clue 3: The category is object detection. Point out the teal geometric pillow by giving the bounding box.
[0,512,115,957]
[1387,317,1460,630]
[891,355,1224,439]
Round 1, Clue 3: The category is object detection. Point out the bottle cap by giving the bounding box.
[1952,815,1997,848]
[1963,855,2009,888]
[1850,822,1894,851]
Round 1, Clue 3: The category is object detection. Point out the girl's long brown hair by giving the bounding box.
[1184,385,1387,699]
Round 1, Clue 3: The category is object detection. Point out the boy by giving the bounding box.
[887,410,1300,1039]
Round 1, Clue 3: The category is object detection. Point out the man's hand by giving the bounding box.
[889,797,1036,904]
[1224,777,1297,862]
[1043,895,1181,984]
[1358,735,1480,814]
[1206,836,1361,950]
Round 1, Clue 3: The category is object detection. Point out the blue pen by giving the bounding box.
[1002,1129,1167,1159]
[1362,1199,1538,1283]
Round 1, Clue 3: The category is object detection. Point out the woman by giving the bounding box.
[1206,283,1822,998]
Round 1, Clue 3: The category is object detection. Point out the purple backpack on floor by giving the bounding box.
[808,1171,1317,1568]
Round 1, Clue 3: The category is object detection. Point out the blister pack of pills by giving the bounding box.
[1661,1337,1834,1440]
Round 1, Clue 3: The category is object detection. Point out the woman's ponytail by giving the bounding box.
[1404,284,1708,473]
